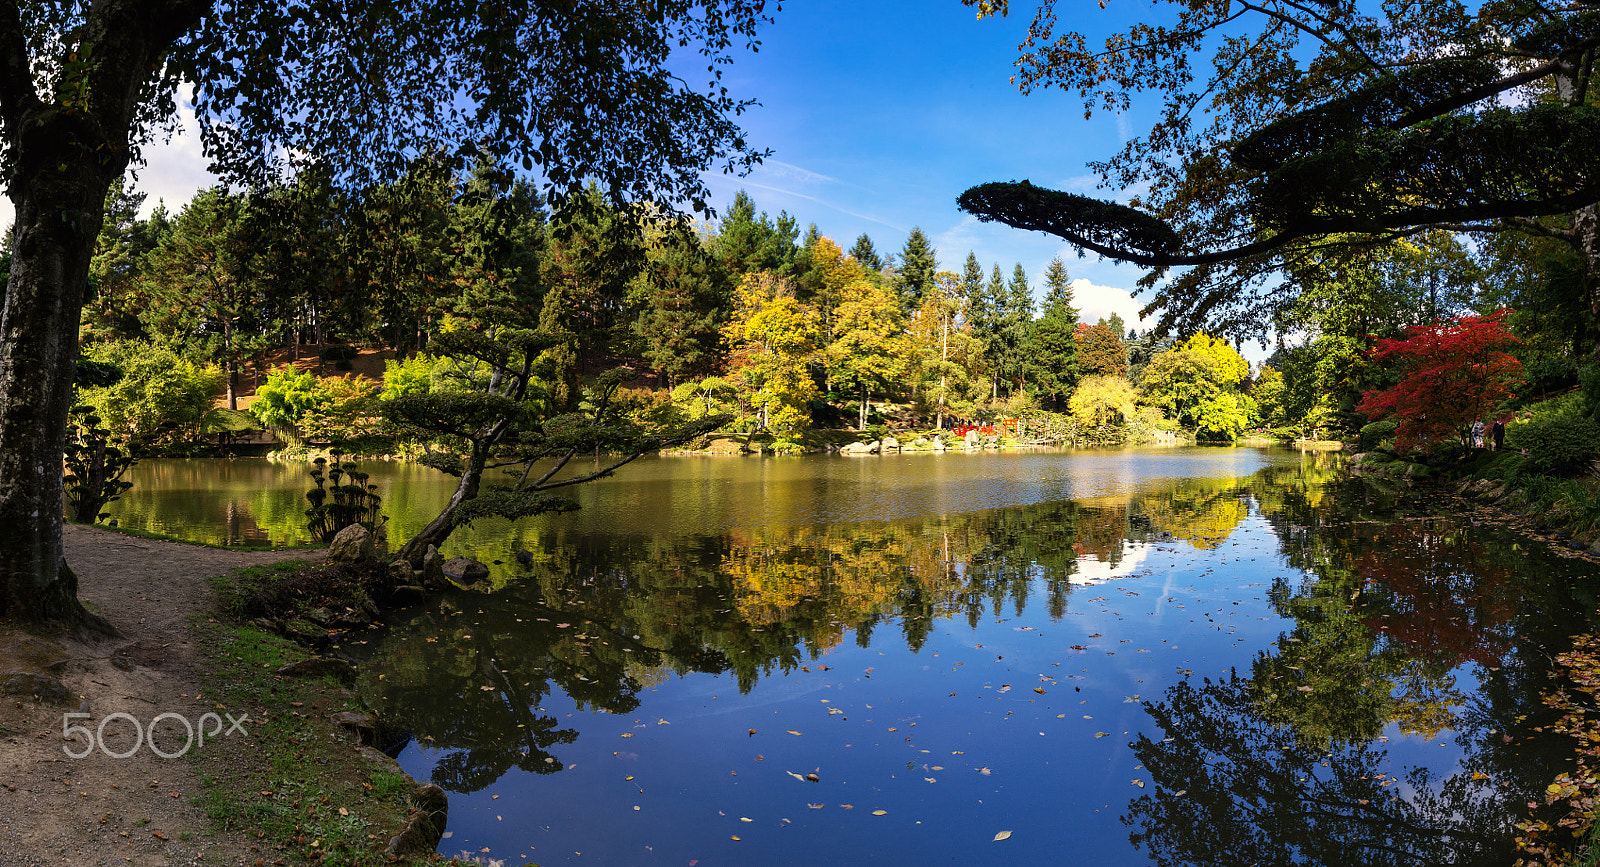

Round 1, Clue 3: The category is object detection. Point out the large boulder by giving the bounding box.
[929,436,947,451]
[964,430,980,448]
[442,556,491,584]
[328,524,376,561]
[880,436,900,453]
[841,441,880,456]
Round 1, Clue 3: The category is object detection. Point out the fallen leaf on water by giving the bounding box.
[740,817,753,823]
[840,804,854,810]
[1132,779,1145,788]
[730,835,741,841]
[924,777,936,783]
[872,810,887,816]
[1033,688,1046,694]
[658,718,670,725]
[620,733,634,738]
[1094,732,1109,738]
[808,803,824,809]
[806,773,820,782]
[979,767,992,775]
[994,830,1012,842]
[1174,790,1187,797]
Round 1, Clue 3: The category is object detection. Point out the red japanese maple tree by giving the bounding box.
[1356,310,1523,452]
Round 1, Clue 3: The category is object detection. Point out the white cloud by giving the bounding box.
[1071,277,1148,329]
[1,100,214,232]
[751,159,835,186]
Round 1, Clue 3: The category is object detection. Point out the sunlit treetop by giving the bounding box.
[2,0,775,213]
[958,0,1600,341]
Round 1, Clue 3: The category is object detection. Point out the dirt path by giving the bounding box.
[0,526,320,867]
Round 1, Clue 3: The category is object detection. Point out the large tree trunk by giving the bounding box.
[1577,205,1600,355]
[0,154,119,636]
[0,0,207,634]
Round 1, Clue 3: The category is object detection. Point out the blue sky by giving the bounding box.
[8,2,1173,330]
[696,1,1161,328]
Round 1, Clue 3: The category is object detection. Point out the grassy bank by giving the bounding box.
[192,561,446,866]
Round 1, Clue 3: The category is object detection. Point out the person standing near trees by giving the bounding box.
[1472,419,1485,448]
[1492,417,1506,451]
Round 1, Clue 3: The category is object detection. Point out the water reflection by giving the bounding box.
[115,449,1599,863]
[1118,473,1584,866]
[355,473,1285,794]
[1126,672,1516,867]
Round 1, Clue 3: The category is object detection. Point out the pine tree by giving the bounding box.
[981,263,1009,399]
[1026,257,1080,408]
[850,234,884,271]
[1001,263,1035,394]
[898,228,938,315]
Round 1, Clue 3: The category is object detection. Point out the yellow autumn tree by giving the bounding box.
[724,273,821,437]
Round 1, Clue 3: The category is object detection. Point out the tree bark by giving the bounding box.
[0,0,208,634]
[0,146,120,635]
[396,451,484,565]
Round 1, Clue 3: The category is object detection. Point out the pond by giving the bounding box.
[109,448,1600,865]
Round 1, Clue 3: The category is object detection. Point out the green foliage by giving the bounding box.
[380,354,439,400]
[1358,419,1399,452]
[304,458,386,543]
[62,405,138,524]
[1582,363,1600,420]
[1503,416,1600,477]
[251,366,321,432]
[1251,365,1287,428]
[75,341,223,447]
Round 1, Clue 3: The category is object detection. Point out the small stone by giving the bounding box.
[1,670,73,705]
[441,557,490,584]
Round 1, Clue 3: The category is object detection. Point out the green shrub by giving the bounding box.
[76,340,222,447]
[251,366,320,432]
[1505,415,1600,476]
[1582,362,1600,420]
[380,353,438,400]
[1359,418,1399,452]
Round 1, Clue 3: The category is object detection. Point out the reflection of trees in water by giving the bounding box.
[1125,672,1521,867]
[1214,468,1593,863]
[357,462,1327,793]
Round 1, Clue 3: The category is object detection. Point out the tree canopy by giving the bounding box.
[0,0,776,632]
[958,0,1600,343]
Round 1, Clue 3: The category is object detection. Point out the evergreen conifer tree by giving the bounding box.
[898,228,938,315]
[850,234,885,271]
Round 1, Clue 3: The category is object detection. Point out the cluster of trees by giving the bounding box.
[73,166,1273,449]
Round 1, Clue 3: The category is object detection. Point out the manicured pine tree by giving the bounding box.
[1025,257,1080,409]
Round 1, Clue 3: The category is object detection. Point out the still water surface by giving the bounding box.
[110,449,1599,865]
